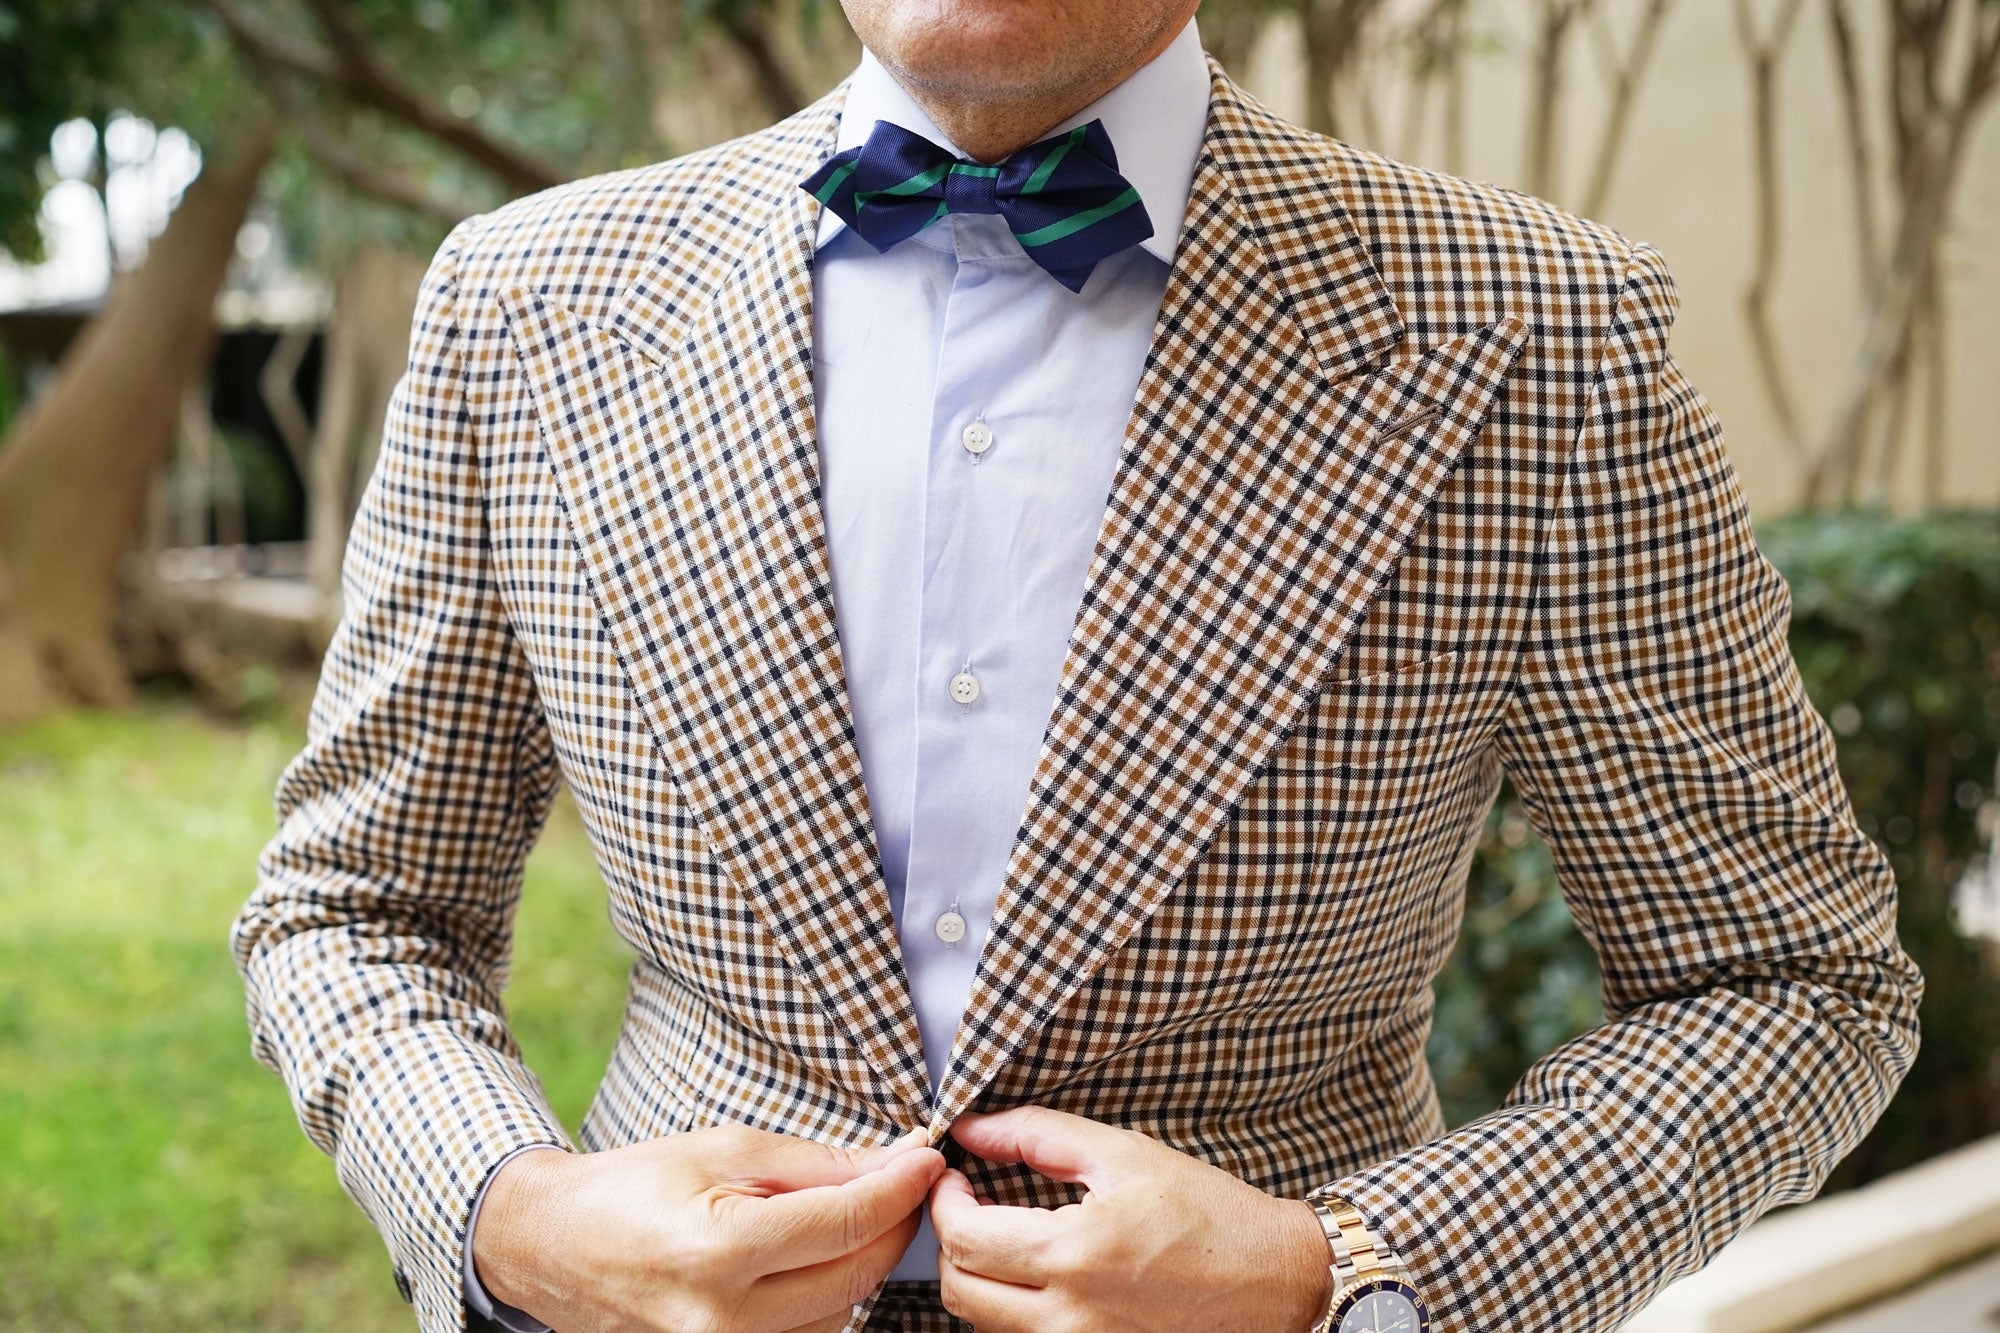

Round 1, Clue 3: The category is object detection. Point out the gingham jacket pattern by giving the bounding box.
[233,54,1922,1333]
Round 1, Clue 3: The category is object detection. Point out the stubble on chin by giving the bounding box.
[866,0,1101,109]
[849,0,1189,159]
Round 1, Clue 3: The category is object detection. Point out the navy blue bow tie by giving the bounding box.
[802,117,1154,293]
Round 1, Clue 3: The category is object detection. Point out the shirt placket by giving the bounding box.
[901,220,1026,1089]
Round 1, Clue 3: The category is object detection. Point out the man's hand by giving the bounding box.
[930,1107,1333,1333]
[472,1124,946,1332]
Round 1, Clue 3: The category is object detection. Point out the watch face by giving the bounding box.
[1333,1277,1430,1333]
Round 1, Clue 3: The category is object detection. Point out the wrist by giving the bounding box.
[1275,1197,1337,1332]
[1301,1191,1430,1333]
[472,1145,574,1311]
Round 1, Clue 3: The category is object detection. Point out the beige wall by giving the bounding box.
[1235,2,2000,516]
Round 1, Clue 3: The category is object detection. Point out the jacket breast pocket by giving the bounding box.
[1230,646,1502,1016]
[1298,647,1488,768]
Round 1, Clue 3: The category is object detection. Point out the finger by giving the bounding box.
[732,1142,945,1272]
[847,1126,935,1173]
[949,1106,1131,1188]
[747,1200,924,1328]
[928,1167,1063,1286]
[710,1124,930,1195]
[939,1249,1052,1333]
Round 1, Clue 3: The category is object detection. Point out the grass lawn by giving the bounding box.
[0,693,634,1330]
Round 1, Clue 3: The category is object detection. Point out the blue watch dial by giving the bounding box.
[1332,1277,1429,1333]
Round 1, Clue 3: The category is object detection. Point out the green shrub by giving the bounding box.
[1429,508,2000,1188]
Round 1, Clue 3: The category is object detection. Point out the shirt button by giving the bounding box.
[934,910,967,943]
[949,671,980,705]
[960,421,993,455]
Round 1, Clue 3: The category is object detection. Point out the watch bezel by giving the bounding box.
[1327,1275,1431,1331]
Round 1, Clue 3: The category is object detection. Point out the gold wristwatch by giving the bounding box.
[1304,1193,1431,1333]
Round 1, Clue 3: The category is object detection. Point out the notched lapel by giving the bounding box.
[497,168,934,1127]
[929,65,1530,1130]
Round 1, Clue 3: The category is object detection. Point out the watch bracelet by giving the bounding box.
[1302,1190,1405,1331]
[1305,1190,1402,1282]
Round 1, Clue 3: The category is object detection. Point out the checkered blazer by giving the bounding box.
[233,54,1922,1333]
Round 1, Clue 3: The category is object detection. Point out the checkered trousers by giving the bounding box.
[231,53,1920,1333]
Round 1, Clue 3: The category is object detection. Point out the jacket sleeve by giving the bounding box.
[230,216,575,1333]
[1319,241,1923,1332]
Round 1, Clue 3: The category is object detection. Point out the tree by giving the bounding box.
[1809,0,2000,507]
[0,0,854,719]
[0,124,273,714]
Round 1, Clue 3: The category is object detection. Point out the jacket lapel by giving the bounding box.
[499,86,936,1126]
[497,60,1529,1144]
[927,63,1529,1132]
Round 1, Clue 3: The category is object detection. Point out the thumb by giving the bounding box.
[849,1126,935,1173]
[739,1141,945,1274]
[708,1125,931,1195]
[948,1106,1134,1188]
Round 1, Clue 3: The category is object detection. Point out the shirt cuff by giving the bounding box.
[463,1143,567,1332]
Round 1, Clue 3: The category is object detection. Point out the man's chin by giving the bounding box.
[871,11,1078,99]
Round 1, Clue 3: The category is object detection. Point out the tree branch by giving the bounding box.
[1810,0,2000,506]
[716,5,807,120]
[202,0,564,197]
[1301,0,1387,140]
[1578,0,1674,217]
[1918,261,1947,508]
[297,0,565,193]
[1824,0,1880,290]
[1733,0,1811,473]
[231,43,482,225]
[201,0,341,83]
[290,101,484,226]
[1523,0,1593,200]
[1441,0,1468,173]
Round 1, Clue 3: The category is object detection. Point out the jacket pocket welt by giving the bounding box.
[1302,647,1487,766]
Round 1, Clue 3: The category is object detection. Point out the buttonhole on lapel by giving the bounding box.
[1374,402,1442,443]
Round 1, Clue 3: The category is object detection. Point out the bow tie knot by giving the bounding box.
[803,118,1154,293]
[941,161,1002,215]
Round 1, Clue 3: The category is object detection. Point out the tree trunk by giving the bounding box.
[0,125,275,722]
[305,243,425,639]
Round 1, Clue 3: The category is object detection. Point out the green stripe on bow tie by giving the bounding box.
[1014,186,1143,249]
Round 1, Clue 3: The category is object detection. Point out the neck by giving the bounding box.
[925,97,1100,165]
[883,12,1194,163]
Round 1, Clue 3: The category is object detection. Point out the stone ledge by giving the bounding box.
[1625,1133,2000,1333]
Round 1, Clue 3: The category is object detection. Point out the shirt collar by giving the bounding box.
[812,15,1210,266]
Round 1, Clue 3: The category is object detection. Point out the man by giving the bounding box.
[231,0,1923,1327]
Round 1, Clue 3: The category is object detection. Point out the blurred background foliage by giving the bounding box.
[1432,509,2000,1185]
[2,0,1999,1325]
[0,703,633,1329]
[0,0,852,264]
[7,506,1991,1328]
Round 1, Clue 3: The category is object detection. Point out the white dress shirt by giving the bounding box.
[466,17,1211,1320]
